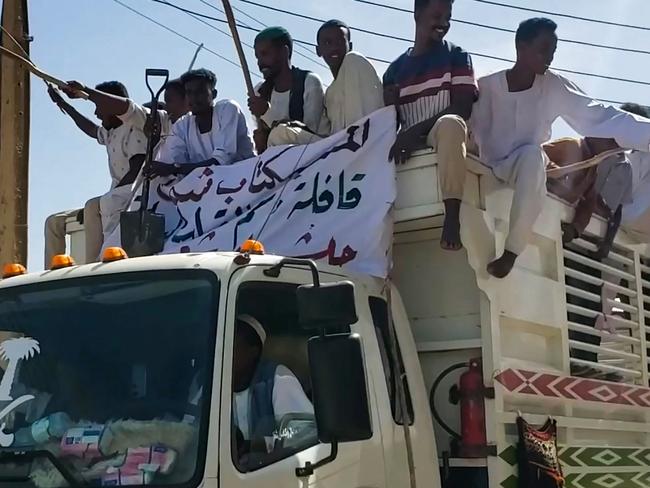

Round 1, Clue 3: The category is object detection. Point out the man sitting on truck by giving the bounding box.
[316,20,384,136]
[383,0,478,252]
[247,27,326,152]
[232,314,314,467]
[147,68,255,178]
[45,81,148,266]
[470,18,650,278]
[559,103,650,254]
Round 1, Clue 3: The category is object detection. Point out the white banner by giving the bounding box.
[128,107,396,277]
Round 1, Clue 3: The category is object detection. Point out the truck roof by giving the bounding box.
[0,251,384,295]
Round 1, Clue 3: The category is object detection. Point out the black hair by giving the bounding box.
[164,78,185,96]
[317,19,351,42]
[95,81,129,98]
[414,0,453,14]
[254,27,294,55]
[180,68,217,89]
[237,319,264,350]
[620,102,650,118]
[516,17,558,44]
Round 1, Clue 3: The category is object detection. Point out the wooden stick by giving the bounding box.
[221,0,267,154]
[546,148,626,179]
[0,45,88,99]
[221,0,256,97]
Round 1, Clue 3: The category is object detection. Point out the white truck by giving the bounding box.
[2,151,650,488]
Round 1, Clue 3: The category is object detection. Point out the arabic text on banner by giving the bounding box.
[114,107,398,278]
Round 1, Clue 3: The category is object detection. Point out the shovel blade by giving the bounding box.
[120,210,166,257]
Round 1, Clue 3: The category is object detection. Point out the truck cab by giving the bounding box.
[0,250,439,488]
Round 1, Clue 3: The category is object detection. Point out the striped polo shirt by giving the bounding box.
[383,41,478,130]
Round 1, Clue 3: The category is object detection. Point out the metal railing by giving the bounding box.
[563,234,648,385]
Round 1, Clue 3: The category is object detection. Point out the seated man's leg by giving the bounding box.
[44,211,74,269]
[268,123,321,147]
[428,115,468,251]
[563,179,597,245]
[99,186,132,252]
[84,197,103,264]
[488,145,547,278]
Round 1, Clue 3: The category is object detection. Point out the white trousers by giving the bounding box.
[267,124,322,147]
[44,197,104,267]
[491,144,548,255]
[99,185,133,249]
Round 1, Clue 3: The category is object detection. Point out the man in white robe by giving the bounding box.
[316,20,384,135]
[151,69,254,178]
[471,18,650,278]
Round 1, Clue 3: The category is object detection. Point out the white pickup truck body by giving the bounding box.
[3,150,650,488]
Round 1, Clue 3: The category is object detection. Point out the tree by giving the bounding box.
[0,337,40,401]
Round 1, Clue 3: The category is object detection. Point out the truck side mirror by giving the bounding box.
[295,332,372,478]
[308,333,372,444]
[297,281,358,329]
[293,280,368,478]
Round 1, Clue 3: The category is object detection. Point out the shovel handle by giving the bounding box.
[141,68,170,215]
[145,68,170,100]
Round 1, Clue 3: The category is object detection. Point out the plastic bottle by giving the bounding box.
[13,412,72,447]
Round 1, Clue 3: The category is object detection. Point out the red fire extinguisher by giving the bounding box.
[457,358,487,457]
[430,358,495,458]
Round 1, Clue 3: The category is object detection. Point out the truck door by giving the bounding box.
[218,264,386,488]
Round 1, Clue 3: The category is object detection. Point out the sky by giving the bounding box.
[22,0,650,270]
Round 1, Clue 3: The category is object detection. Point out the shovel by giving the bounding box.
[120,68,169,257]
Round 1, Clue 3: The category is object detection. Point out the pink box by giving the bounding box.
[60,425,109,460]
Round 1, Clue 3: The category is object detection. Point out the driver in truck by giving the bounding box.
[232,314,314,468]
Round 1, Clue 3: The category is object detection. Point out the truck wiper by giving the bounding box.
[0,449,82,486]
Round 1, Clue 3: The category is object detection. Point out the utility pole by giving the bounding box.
[188,43,203,71]
[0,0,30,267]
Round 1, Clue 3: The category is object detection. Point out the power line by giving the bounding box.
[151,0,254,32]
[470,0,650,32]
[220,0,328,68]
[151,0,328,70]
[353,0,650,57]
[226,1,266,28]
[194,0,329,69]
[110,0,258,77]
[165,1,258,53]
[112,0,628,105]
[239,0,650,88]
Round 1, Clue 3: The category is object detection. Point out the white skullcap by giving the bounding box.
[237,314,267,345]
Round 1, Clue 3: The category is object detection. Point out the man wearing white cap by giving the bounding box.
[233,314,314,466]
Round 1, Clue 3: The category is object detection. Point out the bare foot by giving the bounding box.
[562,222,579,245]
[441,199,462,251]
[487,251,518,278]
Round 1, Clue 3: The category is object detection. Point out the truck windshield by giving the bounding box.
[0,270,218,488]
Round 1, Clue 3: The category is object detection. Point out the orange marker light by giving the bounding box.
[2,263,26,279]
[240,240,265,255]
[102,247,128,263]
[51,254,76,270]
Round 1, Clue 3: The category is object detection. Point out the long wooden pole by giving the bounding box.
[220,0,256,97]
[0,0,30,267]
[0,46,85,95]
[221,0,266,154]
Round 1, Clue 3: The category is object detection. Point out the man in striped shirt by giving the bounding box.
[383,0,478,251]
